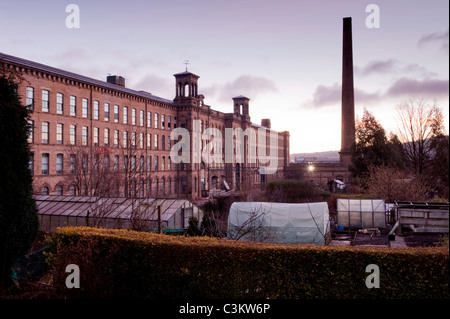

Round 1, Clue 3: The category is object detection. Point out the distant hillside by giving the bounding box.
[290,150,340,163]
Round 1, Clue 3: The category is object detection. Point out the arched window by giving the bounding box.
[42,186,49,195]
[69,184,76,196]
[56,184,63,195]
[211,176,218,189]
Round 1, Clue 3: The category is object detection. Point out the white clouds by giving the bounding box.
[132,74,172,97]
[418,29,449,52]
[202,75,278,103]
[386,77,449,98]
[302,76,448,109]
[355,59,437,78]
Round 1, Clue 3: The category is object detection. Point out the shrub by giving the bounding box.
[0,76,39,288]
[46,227,449,299]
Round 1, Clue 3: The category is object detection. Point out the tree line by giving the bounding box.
[349,98,449,201]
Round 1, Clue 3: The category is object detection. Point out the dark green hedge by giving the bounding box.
[45,227,449,299]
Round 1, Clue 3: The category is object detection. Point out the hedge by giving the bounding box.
[45,227,449,299]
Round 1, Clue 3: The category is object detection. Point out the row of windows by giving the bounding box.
[41,176,178,197]
[25,87,175,129]
[31,153,174,176]
[28,121,173,150]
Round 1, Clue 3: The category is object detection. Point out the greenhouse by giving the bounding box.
[336,198,386,229]
[227,202,331,245]
[34,195,203,232]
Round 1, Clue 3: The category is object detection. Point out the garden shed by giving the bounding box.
[227,202,330,245]
[34,195,202,232]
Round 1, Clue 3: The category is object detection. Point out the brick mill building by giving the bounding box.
[1,52,290,201]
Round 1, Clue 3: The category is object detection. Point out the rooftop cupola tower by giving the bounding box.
[232,95,250,119]
[174,71,200,106]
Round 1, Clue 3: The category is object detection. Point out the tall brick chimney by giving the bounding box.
[339,17,355,166]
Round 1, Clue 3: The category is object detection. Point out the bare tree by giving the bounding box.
[227,203,273,242]
[366,165,428,202]
[396,99,444,175]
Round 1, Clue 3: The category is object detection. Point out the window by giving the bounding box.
[131,132,136,148]
[104,155,110,171]
[56,123,63,145]
[161,115,165,130]
[140,179,145,198]
[139,133,144,149]
[70,125,76,145]
[82,154,88,174]
[132,108,136,125]
[131,155,136,172]
[56,153,63,175]
[42,122,49,144]
[140,110,144,126]
[82,126,88,146]
[104,103,110,121]
[70,154,76,174]
[114,155,119,172]
[123,106,128,124]
[42,186,49,195]
[93,154,99,172]
[29,153,34,175]
[94,101,99,120]
[56,185,63,196]
[124,155,128,171]
[161,135,165,151]
[161,156,165,171]
[93,127,99,146]
[104,128,110,146]
[168,116,171,130]
[168,156,171,170]
[56,93,63,114]
[154,134,158,150]
[26,87,34,109]
[154,156,158,171]
[201,178,205,191]
[114,130,119,147]
[147,112,151,127]
[27,120,34,143]
[42,90,49,112]
[147,133,151,149]
[167,135,171,150]
[113,105,119,123]
[70,96,76,116]
[147,156,152,172]
[123,131,128,148]
[42,153,49,175]
[140,156,144,172]
[154,113,158,128]
[82,98,88,118]
[69,184,76,196]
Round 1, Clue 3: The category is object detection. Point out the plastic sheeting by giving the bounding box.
[227,202,330,245]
